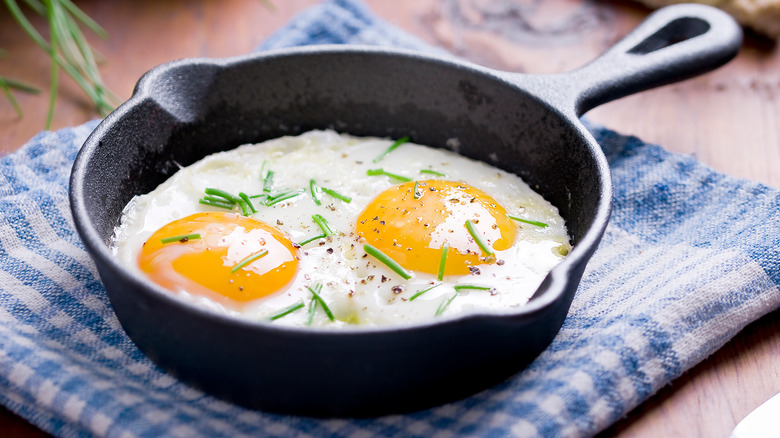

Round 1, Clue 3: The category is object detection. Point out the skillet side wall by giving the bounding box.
[75,50,605,415]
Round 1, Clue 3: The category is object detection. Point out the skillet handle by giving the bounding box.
[513,3,742,117]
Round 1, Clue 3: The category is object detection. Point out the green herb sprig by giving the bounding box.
[409,283,440,301]
[298,233,327,247]
[320,187,352,204]
[465,219,494,256]
[264,189,303,206]
[307,283,334,322]
[435,292,459,316]
[160,233,201,245]
[438,242,449,281]
[419,169,446,177]
[366,168,412,182]
[230,249,268,273]
[201,187,251,215]
[373,136,410,163]
[4,0,118,127]
[507,215,549,228]
[363,243,412,280]
[309,179,322,206]
[306,297,318,325]
[268,300,305,321]
[453,285,494,292]
[312,214,334,236]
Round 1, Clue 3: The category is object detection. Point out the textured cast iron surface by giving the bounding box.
[70,4,741,416]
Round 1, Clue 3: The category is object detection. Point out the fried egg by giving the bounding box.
[112,130,571,328]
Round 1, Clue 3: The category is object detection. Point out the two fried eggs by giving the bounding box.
[112,130,571,327]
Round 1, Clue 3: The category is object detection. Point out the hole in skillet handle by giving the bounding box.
[629,17,710,54]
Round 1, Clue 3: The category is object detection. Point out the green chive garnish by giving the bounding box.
[363,244,412,280]
[453,285,494,292]
[298,233,327,246]
[366,168,412,182]
[201,195,232,204]
[237,199,250,216]
[306,298,318,325]
[465,219,494,256]
[199,198,234,210]
[373,136,410,163]
[435,292,459,316]
[160,233,201,245]
[263,170,275,193]
[420,169,446,177]
[507,215,549,228]
[230,249,269,273]
[320,187,352,204]
[259,160,269,180]
[413,181,422,200]
[204,187,242,204]
[239,192,257,214]
[310,179,322,206]
[307,283,334,322]
[269,300,305,321]
[312,214,334,236]
[438,242,449,281]
[265,190,303,206]
[409,283,441,301]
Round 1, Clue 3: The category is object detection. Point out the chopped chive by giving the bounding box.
[363,244,412,280]
[453,285,494,292]
[310,179,322,206]
[366,168,413,182]
[265,190,303,206]
[298,233,327,246]
[465,219,494,256]
[507,215,549,228]
[239,192,257,214]
[312,214,334,236]
[237,199,250,216]
[435,292,459,316]
[269,300,305,321]
[306,298,318,325]
[307,283,334,322]
[199,198,234,210]
[263,170,275,193]
[420,169,446,177]
[201,195,234,204]
[413,181,422,200]
[160,233,201,244]
[409,283,441,301]
[230,249,269,273]
[373,136,410,163]
[204,187,242,204]
[438,242,449,281]
[259,160,269,180]
[320,187,352,204]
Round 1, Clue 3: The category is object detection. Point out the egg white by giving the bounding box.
[111,130,571,328]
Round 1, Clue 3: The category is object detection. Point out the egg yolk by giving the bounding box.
[138,212,298,303]
[356,180,516,276]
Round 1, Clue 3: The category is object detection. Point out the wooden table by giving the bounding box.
[1,1,778,436]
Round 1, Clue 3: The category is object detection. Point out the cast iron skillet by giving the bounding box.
[70,4,741,417]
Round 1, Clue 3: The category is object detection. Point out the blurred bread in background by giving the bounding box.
[635,0,780,38]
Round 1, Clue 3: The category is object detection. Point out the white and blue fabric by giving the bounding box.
[1,0,778,436]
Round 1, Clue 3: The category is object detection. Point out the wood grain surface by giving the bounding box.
[1,1,778,436]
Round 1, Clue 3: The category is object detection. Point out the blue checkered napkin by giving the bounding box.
[0,0,778,436]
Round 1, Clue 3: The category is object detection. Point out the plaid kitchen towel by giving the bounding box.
[1,0,778,436]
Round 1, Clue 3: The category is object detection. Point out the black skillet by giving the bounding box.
[70,4,741,417]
